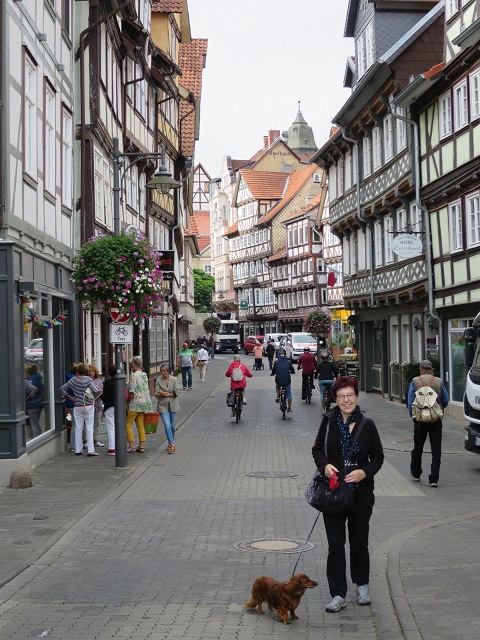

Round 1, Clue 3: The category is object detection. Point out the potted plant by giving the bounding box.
[71,231,164,323]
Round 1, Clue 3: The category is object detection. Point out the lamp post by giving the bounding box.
[111,137,181,469]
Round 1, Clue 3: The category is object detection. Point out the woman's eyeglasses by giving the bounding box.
[336,392,356,401]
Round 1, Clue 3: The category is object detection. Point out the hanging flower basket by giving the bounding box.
[71,232,164,323]
[203,316,221,334]
[303,308,332,341]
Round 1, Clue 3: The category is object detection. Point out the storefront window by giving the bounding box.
[449,319,471,403]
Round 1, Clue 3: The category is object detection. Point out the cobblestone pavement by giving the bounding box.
[0,356,479,639]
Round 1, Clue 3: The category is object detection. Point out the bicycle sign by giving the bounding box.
[109,323,133,344]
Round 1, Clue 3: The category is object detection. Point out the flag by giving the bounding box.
[327,271,337,287]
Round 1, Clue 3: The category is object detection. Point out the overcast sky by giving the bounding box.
[187,0,353,178]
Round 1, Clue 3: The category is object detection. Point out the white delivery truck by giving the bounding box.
[213,315,240,354]
[462,312,480,452]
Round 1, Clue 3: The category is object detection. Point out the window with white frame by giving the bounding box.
[384,216,393,264]
[329,165,337,200]
[24,52,37,177]
[439,92,452,139]
[363,136,372,177]
[61,107,73,207]
[44,83,55,195]
[351,234,357,274]
[383,114,394,162]
[215,238,223,257]
[374,221,383,267]
[345,151,352,191]
[365,21,374,71]
[94,151,103,223]
[448,200,463,252]
[454,80,468,131]
[62,0,71,38]
[216,268,224,292]
[446,0,459,19]
[470,69,480,120]
[396,107,407,151]
[372,126,382,170]
[137,0,151,32]
[410,202,423,235]
[139,173,146,218]
[397,208,407,233]
[337,157,344,196]
[467,192,480,246]
[356,30,366,79]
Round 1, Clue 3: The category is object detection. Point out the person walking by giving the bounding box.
[60,363,99,456]
[225,355,253,415]
[197,343,209,382]
[271,349,295,413]
[126,356,152,454]
[155,364,180,454]
[312,376,384,613]
[25,363,44,440]
[177,342,194,390]
[265,338,276,370]
[88,364,104,448]
[253,341,264,370]
[407,359,449,487]
[101,365,116,455]
[297,347,317,400]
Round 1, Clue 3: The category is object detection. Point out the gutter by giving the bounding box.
[0,0,4,229]
[389,96,442,369]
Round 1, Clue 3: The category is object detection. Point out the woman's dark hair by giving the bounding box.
[108,365,116,378]
[77,362,89,376]
[331,376,359,400]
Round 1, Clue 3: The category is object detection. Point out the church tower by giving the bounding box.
[282,102,318,158]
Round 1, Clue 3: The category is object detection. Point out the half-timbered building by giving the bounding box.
[1,0,76,478]
[392,0,480,414]
[313,0,444,399]
[192,163,211,211]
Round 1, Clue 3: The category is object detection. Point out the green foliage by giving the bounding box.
[303,308,332,340]
[203,316,221,334]
[402,355,440,384]
[193,268,215,312]
[71,231,163,323]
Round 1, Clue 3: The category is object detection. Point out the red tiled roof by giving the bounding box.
[152,1,183,12]
[267,247,287,263]
[179,39,208,156]
[189,210,211,252]
[256,165,317,225]
[239,170,289,200]
[231,159,250,170]
[283,191,325,223]
[423,62,445,79]
[225,221,238,236]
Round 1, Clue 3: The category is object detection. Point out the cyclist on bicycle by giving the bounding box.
[315,351,339,395]
[226,355,253,415]
[297,347,317,400]
[271,349,295,413]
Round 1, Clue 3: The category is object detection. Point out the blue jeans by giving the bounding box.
[318,380,334,393]
[161,411,177,445]
[181,366,192,389]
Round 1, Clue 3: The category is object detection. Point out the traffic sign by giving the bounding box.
[110,306,129,323]
[239,301,248,310]
[109,323,133,344]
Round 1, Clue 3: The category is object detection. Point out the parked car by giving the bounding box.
[262,333,288,356]
[25,338,43,364]
[284,332,317,362]
[244,335,265,355]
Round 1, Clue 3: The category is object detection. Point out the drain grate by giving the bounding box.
[245,471,298,478]
[32,529,58,536]
[234,537,314,554]
[13,540,32,545]
[33,516,50,521]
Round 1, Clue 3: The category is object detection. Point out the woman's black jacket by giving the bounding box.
[312,406,384,495]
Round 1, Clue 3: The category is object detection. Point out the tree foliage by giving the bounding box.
[193,268,215,312]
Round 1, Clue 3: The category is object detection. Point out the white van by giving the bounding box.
[284,332,317,362]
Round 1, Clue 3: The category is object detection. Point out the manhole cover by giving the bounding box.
[33,516,49,521]
[245,471,298,478]
[234,538,314,554]
[32,529,58,536]
[13,540,32,545]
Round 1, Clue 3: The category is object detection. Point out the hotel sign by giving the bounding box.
[392,234,423,258]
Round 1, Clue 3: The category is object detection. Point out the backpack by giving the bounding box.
[412,375,443,423]
[231,365,244,382]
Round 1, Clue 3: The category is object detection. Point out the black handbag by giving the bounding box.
[307,415,366,515]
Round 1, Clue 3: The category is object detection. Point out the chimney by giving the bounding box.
[263,136,268,149]
[268,130,280,146]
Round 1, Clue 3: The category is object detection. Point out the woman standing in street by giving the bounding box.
[253,341,264,371]
[60,363,99,456]
[312,376,384,613]
[126,356,152,453]
[88,364,104,448]
[155,364,180,454]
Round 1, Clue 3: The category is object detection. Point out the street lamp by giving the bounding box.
[112,137,181,469]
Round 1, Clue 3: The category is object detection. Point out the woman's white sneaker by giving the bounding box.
[357,584,371,605]
[325,596,346,612]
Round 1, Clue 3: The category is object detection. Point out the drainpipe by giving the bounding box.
[0,0,4,230]
[341,130,375,309]
[77,0,132,244]
[390,98,443,369]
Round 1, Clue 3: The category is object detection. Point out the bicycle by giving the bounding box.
[279,385,287,420]
[304,375,312,404]
[321,383,333,411]
[233,389,243,423]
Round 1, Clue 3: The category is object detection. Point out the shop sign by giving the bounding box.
[239,301,248,310]
[392,234,423,258]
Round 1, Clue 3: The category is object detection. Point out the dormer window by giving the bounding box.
[356,21,374,81]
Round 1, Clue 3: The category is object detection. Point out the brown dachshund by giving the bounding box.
[245,573,318,624]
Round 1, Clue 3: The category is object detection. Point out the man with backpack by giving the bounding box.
[225,355,253,416]
[271,349,295,413]
[407,359,449,487]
